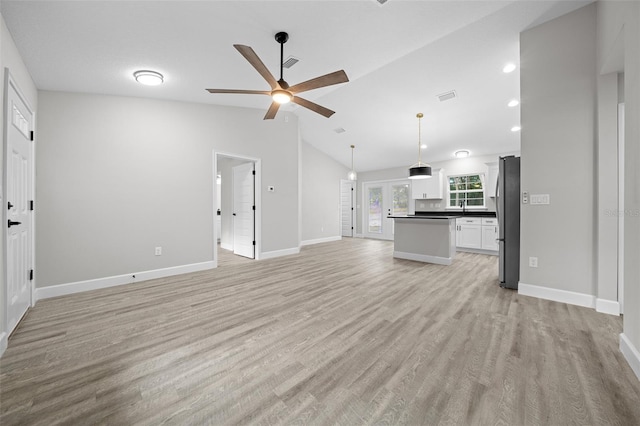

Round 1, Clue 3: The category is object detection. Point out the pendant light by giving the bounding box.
[347,145,357,181]
[408,113,432,179]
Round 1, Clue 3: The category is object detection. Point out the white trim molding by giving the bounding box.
[620,333,640,381]
[518,282,595,309]
[301,236,342,247]
[260,247,300,260]
[595,298,621,316]
[0,332,7,358]
[35,261,215,301]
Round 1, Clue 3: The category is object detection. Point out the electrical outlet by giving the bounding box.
[155,247,162,256]
[529,256,538,267]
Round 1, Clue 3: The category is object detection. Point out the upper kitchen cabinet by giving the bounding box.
[411,168,444,199]
[485,162,498,198]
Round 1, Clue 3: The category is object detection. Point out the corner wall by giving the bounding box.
[519,3,597,301]
[300,141,348,244]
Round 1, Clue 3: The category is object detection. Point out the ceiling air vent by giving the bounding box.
[374,0,390,5]
[437,90,457,102]
[282,56,299,69]
[334,127,346,134]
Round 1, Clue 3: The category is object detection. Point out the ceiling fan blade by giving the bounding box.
[288,70,349,95]
[263,102,280,120]
[234,44,279,90]
[292,96,335,118]
[206,89,270,95]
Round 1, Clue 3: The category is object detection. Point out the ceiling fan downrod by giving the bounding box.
[275,31,289,88]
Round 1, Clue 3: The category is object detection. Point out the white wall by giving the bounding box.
[36,91,299,287]
[0,14,38,351]
[519,3,597,297]
[521,0,640,379]
[597,0,640,378]
[300,141,348,244]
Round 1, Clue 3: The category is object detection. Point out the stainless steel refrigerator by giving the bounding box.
[496,156,520,289]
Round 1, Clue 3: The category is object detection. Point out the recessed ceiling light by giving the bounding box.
[134,70,164,86]
[508,99,519,107]
[503,63,517,73]
[421,144,427,149]
[454,150,470,158]
[511,125,521,132]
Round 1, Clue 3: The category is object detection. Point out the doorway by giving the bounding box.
[3,72,35,337]
[363,180,411,240]
[214,152,261,265]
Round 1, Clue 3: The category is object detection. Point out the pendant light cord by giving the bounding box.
[417,113,423,165]
[351,145,355,170]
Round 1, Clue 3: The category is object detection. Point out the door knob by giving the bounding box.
[232,213,236,216]
[8,220,22,227]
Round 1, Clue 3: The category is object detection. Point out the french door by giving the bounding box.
[363,180,411,240]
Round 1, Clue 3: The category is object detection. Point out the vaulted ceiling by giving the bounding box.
[1,0,592,171]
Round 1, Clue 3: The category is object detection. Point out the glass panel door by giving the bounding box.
[367,185,383,235]
[364,180,410,240]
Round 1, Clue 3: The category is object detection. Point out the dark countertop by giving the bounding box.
[414,211,497,218]
[389,215,461,220]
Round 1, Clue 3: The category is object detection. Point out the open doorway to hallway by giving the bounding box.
[214,153,262,265]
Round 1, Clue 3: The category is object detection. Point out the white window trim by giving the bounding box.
[447,173,487,209]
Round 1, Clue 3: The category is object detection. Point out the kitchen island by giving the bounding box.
[388,215,460,265]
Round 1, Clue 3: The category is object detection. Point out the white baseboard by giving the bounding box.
[0,332,7,358]
[393,251,453,266]
[456,247,499,256]
[596,298,621,316]
[35,261,216,301]
[260,247,300,260]
[620,333,640,381]
[301,236,342,246]
[518,282,595,309]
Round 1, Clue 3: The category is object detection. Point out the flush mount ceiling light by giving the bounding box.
[347,145,357,181]
[408,113,432,180]
[503,63,516,73]
[133,70,164,86]
[511,125,521,132]
[272,89,292,104]
[454,150,470,158]
[508,99,519,107]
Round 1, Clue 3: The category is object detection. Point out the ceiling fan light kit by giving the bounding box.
[408,113,432,180]
[206,31,349,120]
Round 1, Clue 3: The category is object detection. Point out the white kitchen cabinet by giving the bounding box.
[481,218,499,251]
[455,217,482,249]
[411,168,444,199]
[486,162,498,198]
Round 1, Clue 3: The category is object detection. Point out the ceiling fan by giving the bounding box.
[206,32,349,120]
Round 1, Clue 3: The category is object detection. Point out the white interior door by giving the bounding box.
[5,75,34,336]
[341,180,355,237]
[363,180,410,240]
[232,162,255,259]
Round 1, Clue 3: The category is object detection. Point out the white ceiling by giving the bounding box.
[1,0,592,172]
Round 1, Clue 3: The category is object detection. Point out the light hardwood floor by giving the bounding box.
[1,238,639,425]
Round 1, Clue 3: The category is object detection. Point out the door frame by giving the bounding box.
[3,70,36,340]
[618,102,624,313]
[361,178,412,240]
[213,151,262,266]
